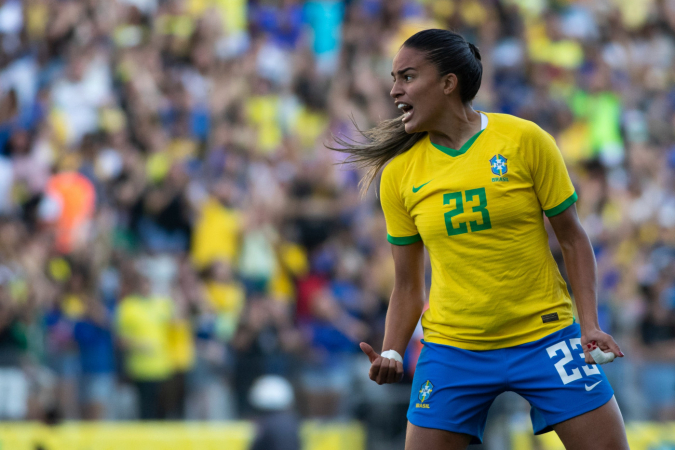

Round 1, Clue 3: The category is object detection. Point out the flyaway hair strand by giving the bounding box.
[327,116,426,197]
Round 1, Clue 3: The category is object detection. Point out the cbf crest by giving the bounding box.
[418,380,434,403]
[490,154,508,176]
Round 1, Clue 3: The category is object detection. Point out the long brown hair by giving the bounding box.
[328,29,482,196]
[329,118,426,195]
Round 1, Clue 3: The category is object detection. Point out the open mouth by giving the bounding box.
[398,103,414,123]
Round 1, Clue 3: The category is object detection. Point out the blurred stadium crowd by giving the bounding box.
[0,0,675,435]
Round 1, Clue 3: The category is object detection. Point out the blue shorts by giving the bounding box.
[407,323,614,444]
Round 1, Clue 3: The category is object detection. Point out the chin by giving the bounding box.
[404,121,423,134]
[403,121,419,134]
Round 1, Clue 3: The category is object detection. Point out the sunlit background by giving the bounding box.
[0,0,674,449]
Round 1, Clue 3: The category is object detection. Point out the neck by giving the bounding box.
[427,103,482,150]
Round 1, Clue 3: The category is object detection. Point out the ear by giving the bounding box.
[442,73,458,96]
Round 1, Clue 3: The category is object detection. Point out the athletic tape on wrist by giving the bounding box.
[590,347,615,364]
[381,350,403,364]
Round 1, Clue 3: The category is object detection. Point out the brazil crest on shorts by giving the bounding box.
[418,380,433,403]
[490,154,508,176]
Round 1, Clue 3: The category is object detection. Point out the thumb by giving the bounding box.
[360,342,379,363]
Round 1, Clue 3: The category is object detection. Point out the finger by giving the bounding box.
[369,357,381,381]
[376,358,390,385]
[395,360,404,383]
[583,347,594,365]
[592,338,624,359]
[584,343,595,364]
[604,338,625,358]
[385,357,397,384]
[377,358,390,385]
[360,342,380,363]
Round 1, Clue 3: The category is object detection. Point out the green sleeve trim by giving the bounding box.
[387,234,422,245]
[544,192,578,217]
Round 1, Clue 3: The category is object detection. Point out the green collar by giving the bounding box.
[431,129,484,157]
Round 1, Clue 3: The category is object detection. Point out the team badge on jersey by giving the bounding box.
[490,155,508,176]
[418,380,434,403]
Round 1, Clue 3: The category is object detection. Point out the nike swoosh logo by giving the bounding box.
[585,381,602,391]
[412,180,433,193]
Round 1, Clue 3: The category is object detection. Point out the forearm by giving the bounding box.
[559,230,600,333]
[550,207,623,361]
[381,286,425,356]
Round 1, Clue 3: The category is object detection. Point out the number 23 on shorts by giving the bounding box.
[546,338,600,385]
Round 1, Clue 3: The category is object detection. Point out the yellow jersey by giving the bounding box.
[116,295,174,381]
[191,197,242,269]
[380,112,576,350]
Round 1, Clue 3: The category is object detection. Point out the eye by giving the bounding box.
[405,75,413,82]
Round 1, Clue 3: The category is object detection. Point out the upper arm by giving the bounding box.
[380,162,425,295]
[390,240,425,295]
[380,164,420,245]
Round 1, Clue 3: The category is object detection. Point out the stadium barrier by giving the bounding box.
[0,421,365,450]
[511,422,675,449]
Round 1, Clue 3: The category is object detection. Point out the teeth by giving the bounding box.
[398,103,410,110]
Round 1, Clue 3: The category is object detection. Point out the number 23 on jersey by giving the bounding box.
[443,187,492,236]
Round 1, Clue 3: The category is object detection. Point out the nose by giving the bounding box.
[390,80,403,99]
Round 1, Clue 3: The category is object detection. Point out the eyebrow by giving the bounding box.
[391,67,415,77]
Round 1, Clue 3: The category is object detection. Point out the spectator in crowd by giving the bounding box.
[248,375,301,450]
[73,292,116,420]
[232,293,302,417]
[0,279,29,420]
[163,285,196,419]
[116,268,174,420]
[637,283,675,420]
[44,268,85,419]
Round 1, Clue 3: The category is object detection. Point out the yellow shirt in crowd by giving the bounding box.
[116,295,174,381]
[167,319,195,372]
[191,197,242,269]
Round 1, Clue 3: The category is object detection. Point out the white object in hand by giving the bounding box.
[381,350,403,364]
[590,347,615,364]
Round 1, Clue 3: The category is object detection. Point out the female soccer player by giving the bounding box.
[331,29,629,450]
